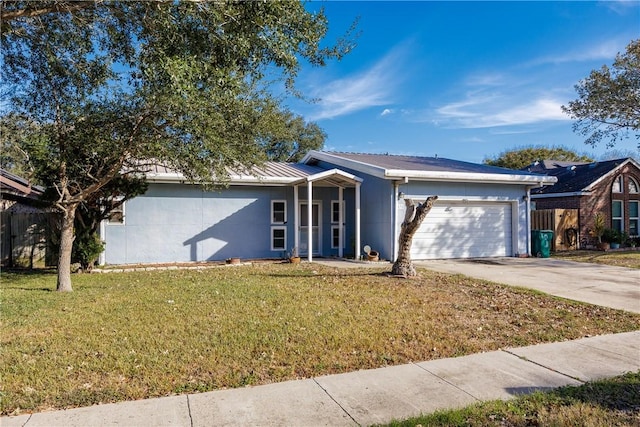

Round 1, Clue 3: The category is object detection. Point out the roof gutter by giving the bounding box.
[384,169,557,185]
[530,191,591,199]
[145,172,299,186]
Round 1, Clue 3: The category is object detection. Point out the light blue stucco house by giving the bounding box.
[100,151,556,265]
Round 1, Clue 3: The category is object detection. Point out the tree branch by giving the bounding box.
[1,1,98,21]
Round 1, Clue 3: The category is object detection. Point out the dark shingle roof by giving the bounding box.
[529,158,630,194]
[0,168,43,199]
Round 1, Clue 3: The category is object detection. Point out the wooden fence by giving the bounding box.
[531,209,579,251]
[1,212,56,267]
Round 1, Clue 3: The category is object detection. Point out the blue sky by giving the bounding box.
[286,1,640,163]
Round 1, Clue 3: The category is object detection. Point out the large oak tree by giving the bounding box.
[1,1,353,291]
[562,39,640,150]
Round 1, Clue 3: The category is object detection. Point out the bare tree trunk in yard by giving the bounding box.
[56,203,78,292]
[391,196,438,277]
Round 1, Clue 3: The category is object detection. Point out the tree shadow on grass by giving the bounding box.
[547,372,640,412]
[509,372,640,412]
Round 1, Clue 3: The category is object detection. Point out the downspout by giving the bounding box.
[392,181,399,261]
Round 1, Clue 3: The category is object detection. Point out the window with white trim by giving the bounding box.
[630,201,639,236]
[331,200,343,224]
[107,199,125,225]
[271,226,286,251]
[629,177,639,194]
[271,200,286,224]
[612,200,623,232]
[331,225,341,249]
[612,176,623,193]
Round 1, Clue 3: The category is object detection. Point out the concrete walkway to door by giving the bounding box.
[416,257,640,314]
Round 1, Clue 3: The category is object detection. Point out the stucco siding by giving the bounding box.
[104,183,357,264]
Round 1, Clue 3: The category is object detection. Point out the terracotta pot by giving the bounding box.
[598,242,610,251]
[226,257,241,264]
[289,256,301,264]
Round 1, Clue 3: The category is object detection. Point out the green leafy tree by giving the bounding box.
[562,39,640,150]
[1,0,354,291]
[483,146,593,170]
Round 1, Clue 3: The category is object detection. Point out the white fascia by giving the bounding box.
[301,168,363,184]
[384,169,557,185]
[144,172,296,186]
[530,191,591,199]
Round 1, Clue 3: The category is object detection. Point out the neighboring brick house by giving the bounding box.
[526,158,640,247]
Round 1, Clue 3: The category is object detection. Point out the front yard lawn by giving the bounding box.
[2,263,639,415]
[553,250,640,269]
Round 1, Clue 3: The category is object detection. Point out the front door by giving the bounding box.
[299,203,321,255]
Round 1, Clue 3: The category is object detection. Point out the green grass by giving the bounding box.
[382,371,640,427]
[553,250,640,269]
[2,263,639,415]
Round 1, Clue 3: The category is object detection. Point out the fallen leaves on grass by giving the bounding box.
[2,263,639,414]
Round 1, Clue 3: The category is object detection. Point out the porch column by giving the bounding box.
[338,186,344,258]
[294,184,299,255]
[307,180,313,262]
[355,182,361,260]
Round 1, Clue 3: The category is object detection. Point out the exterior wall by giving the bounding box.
[398,181,529,256]
[314,160,395,260]
[104,183,356,264]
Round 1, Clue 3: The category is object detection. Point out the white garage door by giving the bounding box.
[410,201,513,259]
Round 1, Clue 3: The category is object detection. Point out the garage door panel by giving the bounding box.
[410,202,512,259]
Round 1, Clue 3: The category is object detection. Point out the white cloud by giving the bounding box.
[304,43,408,121]
[434,93,568,129]
[380,108,394,117]
[601,0,640,15]
[526,39,625,66]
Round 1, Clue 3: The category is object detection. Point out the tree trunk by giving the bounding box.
[391,196,438,277]
[56,203,78,292]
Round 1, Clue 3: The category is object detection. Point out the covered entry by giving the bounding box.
[409,200,515,259]
[293,169,362,262]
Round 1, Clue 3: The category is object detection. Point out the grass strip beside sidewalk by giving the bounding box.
[383,371,640,427]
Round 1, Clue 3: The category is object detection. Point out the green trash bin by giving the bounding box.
[531,230,553,258]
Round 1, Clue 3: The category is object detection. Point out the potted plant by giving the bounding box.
[591,212,608,250]
[617,231,630,249]
[289,247,300,264]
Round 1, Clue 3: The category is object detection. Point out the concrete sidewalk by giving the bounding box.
[3,331,639,427]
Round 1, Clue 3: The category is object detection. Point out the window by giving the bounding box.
[271,200,286,224]
[331,200,343,224]
[629,177,639,194]
[630,201,639,236]
[107,199,125,224]
[331,225,342,249]
[612,176,623,193]
[271,226,286,251]
[612,200,623,232]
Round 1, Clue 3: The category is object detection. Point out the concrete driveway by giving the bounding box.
[416,257,640,314]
